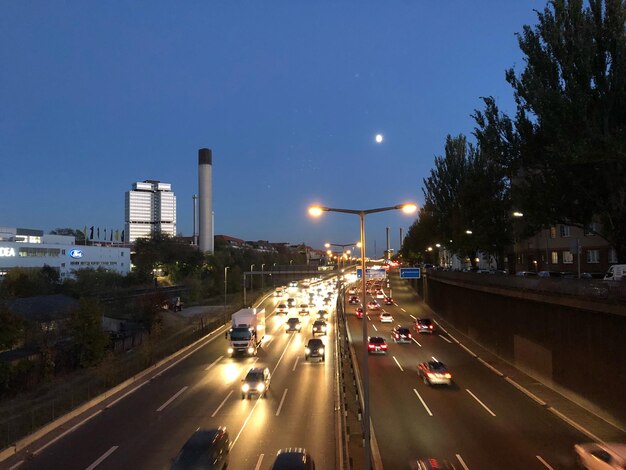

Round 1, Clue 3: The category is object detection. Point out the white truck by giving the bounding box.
[604,264,626,281]
[226,308,266,356]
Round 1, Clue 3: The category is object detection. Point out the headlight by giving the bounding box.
[227,347,234,354]
[296,324,301,329]
[318,347,324,354]
[256,383,266,392]
[305,348,311,354]
[247,347,254,354]
[242,383,250,392]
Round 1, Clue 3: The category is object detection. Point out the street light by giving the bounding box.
[261,263,266,290]
[224,266,230,324]
[308,201,417,469]
[250,264,255,291]
[325,241,354,269]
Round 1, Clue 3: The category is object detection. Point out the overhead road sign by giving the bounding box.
[357,268,386,279]
[400,267,421,279]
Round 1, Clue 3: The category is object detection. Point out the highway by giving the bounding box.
[16,284,338,470]
[345,269,587,469]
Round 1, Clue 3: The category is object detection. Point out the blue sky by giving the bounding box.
[0,1,544,257]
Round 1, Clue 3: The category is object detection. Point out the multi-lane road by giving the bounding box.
[14,287,339,470]
[346,270,587,469]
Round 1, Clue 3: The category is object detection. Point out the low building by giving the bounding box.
[0,227,130,280]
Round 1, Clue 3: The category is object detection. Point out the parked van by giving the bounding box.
[604,264,626,281]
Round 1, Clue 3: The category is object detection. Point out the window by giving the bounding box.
[563,251,573,264]
[551,251,558,264]
[609,248,618,264]
[549,226,557,239]
[586,250,600,263]
[559,225,571,238]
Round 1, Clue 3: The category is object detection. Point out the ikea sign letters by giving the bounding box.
[0,247,16,257]
[69,249,84,259]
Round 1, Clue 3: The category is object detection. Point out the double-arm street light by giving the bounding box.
[309,202,417,469]
[325,242,355,269]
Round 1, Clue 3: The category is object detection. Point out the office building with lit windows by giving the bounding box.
[125,180,176,243]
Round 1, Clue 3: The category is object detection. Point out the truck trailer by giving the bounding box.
[226,308,266,356]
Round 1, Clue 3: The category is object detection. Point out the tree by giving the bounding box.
[506,0,626,261]
[68,299,109,368]
[0,304,24,350]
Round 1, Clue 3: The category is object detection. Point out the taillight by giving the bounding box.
[408,334,412,338]
[381,344,387,349]
[429,325,433,329]
[444,373,452,379]
[368,344,375,349]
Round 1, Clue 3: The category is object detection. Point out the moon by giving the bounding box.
[375,134,384,143]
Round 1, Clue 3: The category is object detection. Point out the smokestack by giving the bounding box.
[198,148,214,253]
[192,194,198,246]
[386,227,390,259]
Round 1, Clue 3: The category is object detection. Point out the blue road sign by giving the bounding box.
[356,268,386,279]
[400,267,421,279]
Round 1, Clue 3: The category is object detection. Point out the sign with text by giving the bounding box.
[356,268,386,279]
[400,267,421,279]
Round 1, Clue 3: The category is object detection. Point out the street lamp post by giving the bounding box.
[309,202,417,470]
[224,267,230,324]
[261,263,266,290]
[250,264,255,292]
[325,241,354,269]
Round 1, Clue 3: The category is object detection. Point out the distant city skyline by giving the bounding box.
[0,1,544,257]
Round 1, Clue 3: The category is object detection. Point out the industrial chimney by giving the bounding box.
[198,148,214,253]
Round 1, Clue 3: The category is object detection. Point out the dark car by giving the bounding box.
[312,320,327,336]
[410,458,457,469]
[392,326,412,343]
[418,360,452,386]
[384,296,394,305]
[415,318,435,334]
[170,427,230,470]
[355,307,364,319]
[348,295,359,304]
[285,317,302,333]
[271,448,316,469]
[241,367,271,399]
[367,336,388,354]
[305,338,325,361]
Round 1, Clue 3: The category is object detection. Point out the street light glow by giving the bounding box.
[400,203,418,214]
[375,134,384,143]
[466,230,473,235]
[308,206,324,217]
[513,211,524,217]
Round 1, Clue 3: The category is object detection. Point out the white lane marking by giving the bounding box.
[413,388,433,416]
[254,453,264,470]
[32,409,103,456]
[211,390,234,417]
[276,389,288,416]
[547,406,604,443]
[156,386,188,412]
[447,333,460,343]
[205,355,223,371]
[271,331,297,376]
[536,455,554,469]
[392,356,404,372]
[456,453,470,470]
[459,343,477,357]
[393,303,398,306]
[409,314,416,319]
[9,461,23,470]
[292,356,300,371]
[504,376,546,404]
[86,446,119,470]
[372,324,378,331]
[466,389,496,416]
[265,337,274,347]
[477,357,505,377]
[401,307,406,312]
[439,334,452,344]
[411,338,422,347]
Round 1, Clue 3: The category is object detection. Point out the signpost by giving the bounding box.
[356,268,386,279]
[399,267,421,279]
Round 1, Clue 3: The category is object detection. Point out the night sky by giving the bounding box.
[1,1,543,257]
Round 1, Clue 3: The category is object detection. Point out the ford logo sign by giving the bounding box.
[69,249,84,259]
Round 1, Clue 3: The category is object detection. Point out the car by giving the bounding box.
[323,297,332,306]
[418,360,452,386]
[367,336,388,354]
[271,448,316,469]
[276,303,288,314]
[298,304,309,315]
[316,309,329,320]
[384,296,394,305]
[285,317,302,333]
[348,288,357,295]
[392,326,412,343]
[307,302,316,310]
[241,367,271,399]
[516,270,537,277]
[415,318,435,334]
[380,311,393,323]
[375,290,385,299]
[312,320,327,336]
[574,442,626,469]
[367,300,380,310]
[304,338,325,361]
[410,458,457,470]
[287,297,296,307]
[170,427,230,470]
[348,295,359,304]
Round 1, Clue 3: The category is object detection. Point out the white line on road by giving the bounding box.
[265,337,273,348]
[254,453,264,470]
[447,333,460,344]
[276,389,288,416]
[504,377,546,405]
[477,357,505,378]
[413,389,433,416]
[372,324,378,331]
[412,338,422,347]
[211,390,234,417]
[456,453,470,470]
[292,356,300,371]
[536,455,554,469]
[459,343,478,357]
[401,308,406,312]
[205,355,223,371]
[157,386,188,412]
[392,356,404,371]
[86,446,119,470]
[466,389,496,416]
[439,334,452,344]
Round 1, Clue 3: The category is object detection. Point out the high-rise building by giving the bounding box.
[125,180,176,243]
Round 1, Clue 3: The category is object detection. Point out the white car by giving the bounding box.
[380,311,393,323]
[574,442,626,469]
